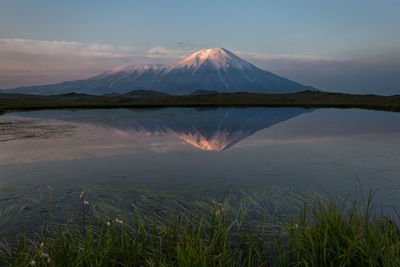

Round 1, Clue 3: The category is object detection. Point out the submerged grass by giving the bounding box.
[0,190,399,266]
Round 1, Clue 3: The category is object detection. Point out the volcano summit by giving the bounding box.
[4,48,318,95]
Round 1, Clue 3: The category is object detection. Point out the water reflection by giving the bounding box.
[2,108,400,237]
[8,108,313,151]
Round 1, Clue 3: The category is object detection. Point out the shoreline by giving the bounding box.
[1,91,400,113]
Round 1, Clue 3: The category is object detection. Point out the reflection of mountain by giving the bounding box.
[13,108,313,151]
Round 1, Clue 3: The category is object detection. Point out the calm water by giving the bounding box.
[1,107,400,234]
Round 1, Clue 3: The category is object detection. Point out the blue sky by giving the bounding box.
[0,0,399,94]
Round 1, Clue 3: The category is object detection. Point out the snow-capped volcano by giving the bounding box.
[4,47,318,95]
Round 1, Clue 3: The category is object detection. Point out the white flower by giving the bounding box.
[107,221,111,226]
[115,219,124,224]
[40,252,49,258]
[83,200,89,205]
[30,260,36,266]
[215,207,224,216]
[38,242,51,263]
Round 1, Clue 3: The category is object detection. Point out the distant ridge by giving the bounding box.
[190,90,219,95]
[3,48,319,95]
[123,90,169,97]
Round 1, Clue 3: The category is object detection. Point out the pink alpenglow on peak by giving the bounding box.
[169,47,253,71]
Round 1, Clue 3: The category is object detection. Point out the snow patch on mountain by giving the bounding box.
[99,64,165,76]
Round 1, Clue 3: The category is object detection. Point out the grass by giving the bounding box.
[1,91,400,113]
[288,191,400,266]
[0,190,399,266]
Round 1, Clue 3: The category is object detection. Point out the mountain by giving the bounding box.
[11,107,314,151]
[3,48,318,95]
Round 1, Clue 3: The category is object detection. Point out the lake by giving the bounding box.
[1,107,400,235]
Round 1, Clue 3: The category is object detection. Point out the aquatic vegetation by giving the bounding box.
[0,190,399,266]
[288,191,400,266]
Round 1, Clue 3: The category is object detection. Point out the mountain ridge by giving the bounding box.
[3,47,319,95]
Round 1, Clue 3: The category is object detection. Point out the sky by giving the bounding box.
[0,0,399,94]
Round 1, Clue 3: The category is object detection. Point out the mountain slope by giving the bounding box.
[4,48,318,95]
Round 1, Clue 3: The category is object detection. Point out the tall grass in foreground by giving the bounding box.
[0,190,399,266]
[288,191,400,266]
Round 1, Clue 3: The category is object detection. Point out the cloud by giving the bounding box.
[0,39,188,88]
[0,38,192,62]
[146,46,172,57]
[0,38,136,59]
[236,51,350,63]
[145,46,195,60]
[235,50,400,95]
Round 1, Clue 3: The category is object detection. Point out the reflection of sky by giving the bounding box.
[0,117,188,165]
[240,109,400,145]
[1,108,400,206]
[1,108,400,163]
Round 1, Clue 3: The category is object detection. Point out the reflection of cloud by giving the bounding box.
[0,138,185,165]
[235,131,400,149]
[0,116,186,165]
[148,142,188,153]
[236,134,349,147]
[112,129,131,137]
